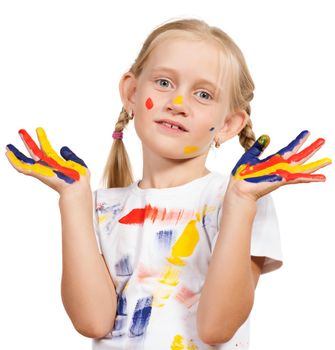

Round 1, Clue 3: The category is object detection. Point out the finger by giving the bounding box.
[6,144,35,164]
[275,169,326,182]
[36,127,87,175]
[287,138,325,164]
[6,149,75,184]
[19,128,80,181]
[60,146,88,175]
[244,174,283,183]
[18,128,40,161]
[275,130,310,159]
[6,149,55,177]
[231,135,270,176]
[289,157,332,174]
[247,135,271,158]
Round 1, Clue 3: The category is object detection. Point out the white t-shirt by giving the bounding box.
[91,171,283,350]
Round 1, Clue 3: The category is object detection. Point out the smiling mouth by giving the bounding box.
[155,121,188,132]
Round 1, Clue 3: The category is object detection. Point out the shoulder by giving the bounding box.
[93,184,134,204]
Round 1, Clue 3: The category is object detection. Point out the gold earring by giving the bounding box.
[128,109,134,120]
[214,138,221,148]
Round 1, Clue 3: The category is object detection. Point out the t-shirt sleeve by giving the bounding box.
[213,193,283,274]
[92,189,103,255]
[249,194,283,274]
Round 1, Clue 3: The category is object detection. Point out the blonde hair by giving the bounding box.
[102,18,256,188]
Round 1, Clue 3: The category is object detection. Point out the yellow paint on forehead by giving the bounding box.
[184,146,199,154]
[173,95,183,104]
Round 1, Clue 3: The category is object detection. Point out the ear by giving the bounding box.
[119,71,137,111]
[216,110,249,143]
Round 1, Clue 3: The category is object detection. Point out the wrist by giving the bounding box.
[223,190,257,217]
[59,182,92,203]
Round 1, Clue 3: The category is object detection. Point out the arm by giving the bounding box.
[6,127,118,339]
[196,192,262,345]
[60,186,117,339]
[197,130,331,345]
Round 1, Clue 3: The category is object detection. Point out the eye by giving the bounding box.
[155,79,172,88]
[195,90,213,100]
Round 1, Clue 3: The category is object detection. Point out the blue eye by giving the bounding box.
[196,91,212,100]
[156,79,171,88]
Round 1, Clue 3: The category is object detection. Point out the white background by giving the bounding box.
[1,1,334,349]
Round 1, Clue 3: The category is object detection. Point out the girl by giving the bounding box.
[5,18,331,349]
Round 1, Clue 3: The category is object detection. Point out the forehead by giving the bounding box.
[142,35,228,92]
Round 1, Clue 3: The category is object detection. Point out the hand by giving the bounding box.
[228,130,332,201]
[5,127,90,195]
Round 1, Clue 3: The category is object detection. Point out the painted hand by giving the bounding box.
[229,130,332,200]
[5,127,89,194]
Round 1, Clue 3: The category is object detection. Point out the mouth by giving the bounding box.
[154,119,189,132]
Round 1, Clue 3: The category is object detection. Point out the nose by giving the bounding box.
[167,95,189,116]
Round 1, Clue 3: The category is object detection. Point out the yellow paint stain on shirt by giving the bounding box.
[158,264,180,286]
[170,334,199,350]
[97,212,113,224]
[234,158,332,180]
[36,127,87,175]
[183,146,199,154]
[166,220,199,266]
[173,95,183,104]
[152,286,172,308]
[7,150,55,177]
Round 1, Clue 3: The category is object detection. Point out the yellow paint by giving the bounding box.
[184,146,199,154]
[235,157,332,180]
[158,265,180,286]
[173,95,183,104]
[36,127,87,175]
[152,286,172,307]
[7,150,55,177]
[170,334,198,350]
[167,220,199,266]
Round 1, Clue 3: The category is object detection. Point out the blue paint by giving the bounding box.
[53,170,75,184]
[276,130,309,156]
[129,296,153,337]
[115,255,133,276]
[232,135,270,175]
[156,229,174,250]
[111,292,128,337]
[6,144,35,164]
[245,174,282,183]
[60,146,87,167]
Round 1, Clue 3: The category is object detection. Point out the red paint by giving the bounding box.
[288,138,325,163]
[275,169,326,181]
[145,97,153,110]
[240,138,325,176]
[119,204,193,225]
[19,129,80,181]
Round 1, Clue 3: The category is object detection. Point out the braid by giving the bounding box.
[102,107,134,188]
[114,107,132,134]
[238,105,256,151]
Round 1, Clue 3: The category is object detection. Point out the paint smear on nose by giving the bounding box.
[173,95,183,105]
[145,97,154,110]
[184,146,199,154]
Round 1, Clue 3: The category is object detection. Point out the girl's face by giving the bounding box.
[126,36,231,159]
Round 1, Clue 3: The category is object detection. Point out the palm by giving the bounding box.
[5,127,89,194]
[230,130,332,200]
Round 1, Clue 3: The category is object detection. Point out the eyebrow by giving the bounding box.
[150,66,222,94]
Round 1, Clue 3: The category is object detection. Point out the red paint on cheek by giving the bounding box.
[145,97,153,110]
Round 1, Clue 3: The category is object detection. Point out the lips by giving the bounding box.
[155,119,189,132]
